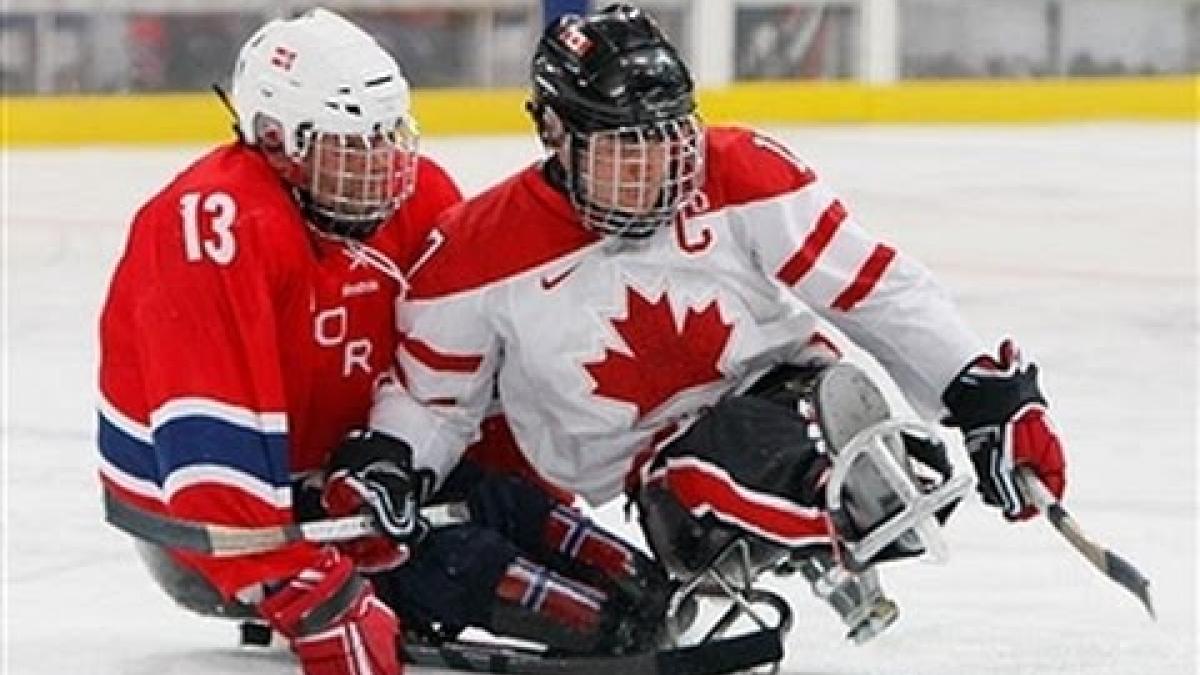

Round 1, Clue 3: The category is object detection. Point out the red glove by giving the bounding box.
[942,339,1067,520]
[323,476,413,574]
[259,547,402,675]
[322,430,433,574]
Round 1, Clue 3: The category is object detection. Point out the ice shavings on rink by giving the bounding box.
[3,124,1195,674]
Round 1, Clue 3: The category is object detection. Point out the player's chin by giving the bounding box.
[595,195,663,216]
[315,197,388,217]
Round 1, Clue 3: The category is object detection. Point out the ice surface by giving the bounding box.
[3,124,1196,674]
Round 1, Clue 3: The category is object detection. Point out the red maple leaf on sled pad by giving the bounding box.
[585,287,733,419]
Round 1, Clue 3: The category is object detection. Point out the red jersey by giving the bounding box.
[96,142,461,596]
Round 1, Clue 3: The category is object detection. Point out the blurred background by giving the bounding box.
[1,0,1197,144]
[3,0,1199,93]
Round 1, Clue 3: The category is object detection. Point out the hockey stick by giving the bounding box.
[103,489,466,557]
[1016,467,1155,619]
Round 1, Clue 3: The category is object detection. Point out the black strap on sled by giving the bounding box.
[400,624,785,675]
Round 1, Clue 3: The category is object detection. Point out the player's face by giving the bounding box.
[570,116,704,228]
[306,125,416,218]
[577,131,670,215]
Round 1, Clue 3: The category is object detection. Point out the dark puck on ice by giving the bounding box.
[239,621,273,647]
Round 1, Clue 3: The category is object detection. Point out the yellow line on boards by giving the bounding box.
[2,76,1195,147]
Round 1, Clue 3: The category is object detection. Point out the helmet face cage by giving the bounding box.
[566,113,705,238]
[287,117,418,240]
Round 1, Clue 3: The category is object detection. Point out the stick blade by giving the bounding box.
[1104,551,1156,620]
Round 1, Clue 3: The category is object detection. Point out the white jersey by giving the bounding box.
[372,126,985,504]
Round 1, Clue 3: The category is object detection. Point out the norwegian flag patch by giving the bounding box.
[270,46,297,71]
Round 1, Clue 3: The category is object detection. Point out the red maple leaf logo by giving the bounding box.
[584,287,733,419]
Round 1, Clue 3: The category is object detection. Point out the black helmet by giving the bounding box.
[529,4,705,238]
[531,3,695,133]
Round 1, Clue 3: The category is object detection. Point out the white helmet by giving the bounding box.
[231,8,419,239]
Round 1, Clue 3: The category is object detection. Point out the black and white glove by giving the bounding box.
[323,430,435,546]
[942,340,1066,520]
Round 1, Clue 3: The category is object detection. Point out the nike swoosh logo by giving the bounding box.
[540,263,579,290]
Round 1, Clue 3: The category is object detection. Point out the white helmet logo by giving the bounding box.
[559,24,593,56]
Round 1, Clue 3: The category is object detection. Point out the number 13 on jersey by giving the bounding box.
[180,191,237,265]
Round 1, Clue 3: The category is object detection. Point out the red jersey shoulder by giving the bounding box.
[161,143,292,211]
[414,155,463,214]
[371,155,463,271]
[409,164,597,300]
[703,126,818,211]
[126,143,306,292]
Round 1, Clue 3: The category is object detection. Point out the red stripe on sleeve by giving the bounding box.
[806,331,843,357]
[401,334,484,374]
[776,200,848,286]
[831,244,897,312]
[100,474,166,515]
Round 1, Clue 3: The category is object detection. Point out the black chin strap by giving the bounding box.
[293,186,385,241]
[211,83,245,143]
[540,156,570,196]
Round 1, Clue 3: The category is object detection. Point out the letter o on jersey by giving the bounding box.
[315,306,349,346]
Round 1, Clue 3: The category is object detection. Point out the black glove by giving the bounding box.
[323,429,435,544]
[942,340,1066,520]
